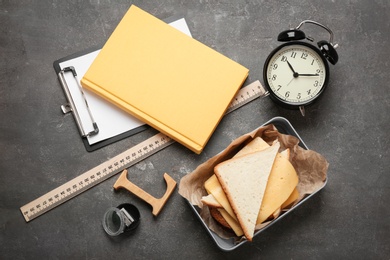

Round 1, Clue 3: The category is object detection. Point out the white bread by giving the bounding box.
[234,137,270,158]
[214,142,280,241]
[201,193,221,208]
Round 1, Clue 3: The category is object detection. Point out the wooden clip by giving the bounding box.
[113,169,177,216]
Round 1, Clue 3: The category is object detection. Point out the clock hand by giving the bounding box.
[286,60,295,73]
[287,77,295,86]
[286,60,297,73]
[297,73,319,76]
[287,73,318,86]
[286,60,299,78]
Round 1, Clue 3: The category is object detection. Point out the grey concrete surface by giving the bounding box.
[0,1,389,259]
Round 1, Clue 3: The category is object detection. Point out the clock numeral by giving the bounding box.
[307,89,312,95]
[301,52,308,60]
[273,64,278,70]
[277,85,282,91]
[290,52,297,59]
[297,93,301,99]
[285,91,290,98]
[281,56,287,62]
[272,74,277,81]
[311,59,315,65]
[316,69,321,73]
[314,80,319,87]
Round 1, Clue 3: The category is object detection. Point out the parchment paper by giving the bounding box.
[178,124,329,241]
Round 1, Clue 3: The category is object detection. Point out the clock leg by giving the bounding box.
[299,106,306,117]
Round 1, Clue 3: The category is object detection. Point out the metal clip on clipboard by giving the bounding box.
[58,66,99,137]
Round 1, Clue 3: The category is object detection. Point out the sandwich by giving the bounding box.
[201,137,299,241]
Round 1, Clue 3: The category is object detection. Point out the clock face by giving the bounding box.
[264,42,329,107]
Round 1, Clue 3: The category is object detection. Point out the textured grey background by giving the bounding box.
[0,0,389,259]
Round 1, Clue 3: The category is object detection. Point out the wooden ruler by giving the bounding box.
[20,80,266,222]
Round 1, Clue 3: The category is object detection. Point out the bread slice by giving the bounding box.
[214,142,280,241]
[201,193,222,208]
[234,137,270,158]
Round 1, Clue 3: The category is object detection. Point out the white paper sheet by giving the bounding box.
[59,18,192,145]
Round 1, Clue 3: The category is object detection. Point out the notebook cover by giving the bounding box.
[81,5,249,154]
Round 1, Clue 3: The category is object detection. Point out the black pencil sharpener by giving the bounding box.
[102,203,140,236]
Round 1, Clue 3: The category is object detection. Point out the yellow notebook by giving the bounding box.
[81,5,249,154]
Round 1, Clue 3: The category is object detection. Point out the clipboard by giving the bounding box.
[53,17,192,152]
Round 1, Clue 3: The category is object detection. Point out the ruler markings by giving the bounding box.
[20,80,265,222]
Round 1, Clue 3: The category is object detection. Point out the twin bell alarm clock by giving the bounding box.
[263,20,339,116]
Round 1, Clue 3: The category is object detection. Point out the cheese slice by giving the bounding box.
[271,207,281,219]
[256,154,299,224]
[204,175,237,221]
[218,208,244,236]
[281,187,299,209]
[215,143,280,241]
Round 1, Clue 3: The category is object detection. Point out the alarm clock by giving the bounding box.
[263,20,338,116]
